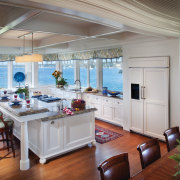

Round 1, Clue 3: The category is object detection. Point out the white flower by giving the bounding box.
[58,77,61,81]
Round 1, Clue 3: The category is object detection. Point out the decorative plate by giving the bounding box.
[14,72,25,83]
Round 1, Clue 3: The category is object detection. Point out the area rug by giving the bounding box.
[95,125,123,144]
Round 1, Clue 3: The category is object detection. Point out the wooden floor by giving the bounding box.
[0,119,167,180]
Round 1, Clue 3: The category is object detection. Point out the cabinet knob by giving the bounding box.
[51,121,55,124]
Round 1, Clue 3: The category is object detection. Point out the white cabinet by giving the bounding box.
[114,99,123,125]
[43,119,64,156]
[102,104,113,121]
[129,57,169,140]
[63,113,95,149]
[82,93,124,127]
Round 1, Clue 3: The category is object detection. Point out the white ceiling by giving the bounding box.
[0,0,177,54]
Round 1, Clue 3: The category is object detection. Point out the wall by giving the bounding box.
[122,38,180,130]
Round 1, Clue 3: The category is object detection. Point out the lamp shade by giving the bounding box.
[15,54,43,63]
[15,56,23,63]
[31,54,43,62]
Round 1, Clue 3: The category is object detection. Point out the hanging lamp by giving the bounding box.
[15,33,43,63]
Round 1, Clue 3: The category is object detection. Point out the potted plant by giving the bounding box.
[52,70,68,88]
[169,139,180,177]
[16,88,29,99]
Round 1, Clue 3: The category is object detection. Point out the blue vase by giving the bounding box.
[102,87,108,95]
[19,93,25,99]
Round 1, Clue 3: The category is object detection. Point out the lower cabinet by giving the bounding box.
[63,113,95,149]
[82,94,124,127]
[102,105,113,121]
[43,119,64,156]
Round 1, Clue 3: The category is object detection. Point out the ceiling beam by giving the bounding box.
[0,9,41,35]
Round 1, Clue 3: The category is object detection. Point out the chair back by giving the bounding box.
[137,138,161,169]
[97,153,130,180]
[163,127,180,152]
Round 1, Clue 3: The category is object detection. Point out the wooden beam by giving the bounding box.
[0,9,41,35]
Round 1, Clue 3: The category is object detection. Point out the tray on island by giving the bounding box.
[38,96,61,103]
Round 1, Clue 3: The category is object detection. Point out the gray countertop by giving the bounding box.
[40,108,97,121]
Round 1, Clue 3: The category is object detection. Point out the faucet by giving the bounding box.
[75,80,81,89]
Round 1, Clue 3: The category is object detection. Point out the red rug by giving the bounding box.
[95,125,123,144]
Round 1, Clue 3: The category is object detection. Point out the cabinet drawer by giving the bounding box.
[91,96,101,104]
[102,98,114,105]
[114,99,123,106]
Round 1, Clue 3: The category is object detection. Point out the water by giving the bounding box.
[0,67,123,91]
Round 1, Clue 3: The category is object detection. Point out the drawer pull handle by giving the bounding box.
[51,121,55,124]
[106,100,108,102]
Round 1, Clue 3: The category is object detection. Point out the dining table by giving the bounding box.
[130,148,179,180]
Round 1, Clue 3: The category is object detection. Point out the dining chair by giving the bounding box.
[0,111,15,159]
[137,138,161,169]
[97,153,130,180]
[163,127,180,152]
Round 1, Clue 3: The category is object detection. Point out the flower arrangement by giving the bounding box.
[169,139,180,177]
[52,70,68,88]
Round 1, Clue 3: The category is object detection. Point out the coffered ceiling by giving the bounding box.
[0,0,177,54]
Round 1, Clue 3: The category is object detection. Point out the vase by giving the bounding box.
[56,85,64,89]
[19,93,25,99]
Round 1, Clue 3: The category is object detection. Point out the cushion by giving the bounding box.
[0,117,14,128]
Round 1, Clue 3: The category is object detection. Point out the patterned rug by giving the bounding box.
[95,125,123,144]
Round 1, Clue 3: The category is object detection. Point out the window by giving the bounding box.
[80,60,88,87]
[90,59,96,88]
[0,61,8,88]
[13,62,25,87]
[103,57,123,92]
[38,61,56,86]
[62,60,74,85]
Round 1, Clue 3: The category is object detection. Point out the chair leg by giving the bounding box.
[5,131,9,151]
[10,129,15,158]
[1,132,5,143]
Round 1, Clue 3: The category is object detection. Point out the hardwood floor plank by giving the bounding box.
[0,119,167,180]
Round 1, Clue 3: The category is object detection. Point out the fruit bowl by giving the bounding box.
[71,99,86,110]
[107,90,120,96]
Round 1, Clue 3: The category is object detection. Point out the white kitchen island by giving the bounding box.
[0,99,96,171]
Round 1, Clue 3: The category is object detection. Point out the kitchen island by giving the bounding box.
[0,98,96,171]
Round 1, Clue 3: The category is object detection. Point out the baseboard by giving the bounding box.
[96,118,123,129]
[130,130,165,142]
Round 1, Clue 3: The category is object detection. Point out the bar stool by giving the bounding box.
[0,111,15,159]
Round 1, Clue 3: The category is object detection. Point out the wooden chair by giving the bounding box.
[137,138,161,169]
[97,153,130,180]
[163,127,180,152]
[0,111,15,159]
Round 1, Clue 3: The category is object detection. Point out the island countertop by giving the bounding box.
[39,108,97,121]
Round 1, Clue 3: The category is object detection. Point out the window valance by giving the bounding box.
[0,48,122,61]
[44,48,122,61]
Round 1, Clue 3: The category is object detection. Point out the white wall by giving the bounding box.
[122,38,180,130]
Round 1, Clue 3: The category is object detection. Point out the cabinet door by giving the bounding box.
[92,103,102,118]
[130,68,144,133]
[43,120,63,156]
[143,68,169,140]
[114,101,123,126]
[63,113,94,149]
[102,104,113,121]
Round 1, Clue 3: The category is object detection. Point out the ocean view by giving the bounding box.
[0,66,123,92]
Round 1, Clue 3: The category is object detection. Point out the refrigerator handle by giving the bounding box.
[141,86,144,99]
[143,86,146,99]
[141,86,146,99]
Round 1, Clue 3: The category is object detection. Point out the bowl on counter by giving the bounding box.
[107,90,120,96]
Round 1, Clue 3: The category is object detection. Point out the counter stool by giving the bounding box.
[0,111,15,159]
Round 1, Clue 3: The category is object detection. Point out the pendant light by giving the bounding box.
[15,33,43,63]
